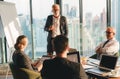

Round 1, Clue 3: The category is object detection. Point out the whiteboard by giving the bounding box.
[0,1,22,48]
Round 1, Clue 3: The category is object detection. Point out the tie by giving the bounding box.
[102,40,109,48]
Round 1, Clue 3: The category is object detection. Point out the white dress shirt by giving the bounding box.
[95,38,119,58]
[52,16,61,38]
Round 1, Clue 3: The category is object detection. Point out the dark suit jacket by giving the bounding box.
[41,57,88,79]
[12,50,34,71]
[44,15,68,40]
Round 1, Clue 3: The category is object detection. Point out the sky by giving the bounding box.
[62,0,106,18]
[83,0,106,17]
[5,0,106,19]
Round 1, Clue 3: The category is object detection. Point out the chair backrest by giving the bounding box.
[90,52,119,59]
[114,52,119,57]
[9,62,42,79]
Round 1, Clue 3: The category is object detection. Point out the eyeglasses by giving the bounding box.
[106,31,113,34]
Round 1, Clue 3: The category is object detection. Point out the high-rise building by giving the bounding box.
[111,0,120,42]
[63,4,69,17]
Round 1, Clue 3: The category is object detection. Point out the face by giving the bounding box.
[52,5,60,17]
[18,38,28,51]
[106,28,115,40]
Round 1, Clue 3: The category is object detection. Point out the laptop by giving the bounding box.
[40,51,80,63]
[87,54,118,74]
[39,55,52,63]
[67,51,80,63]
[99,54,118,71]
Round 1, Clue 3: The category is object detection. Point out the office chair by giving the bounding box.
[90,52,119,59]
[9,62,42,79]
[114,52,119,57]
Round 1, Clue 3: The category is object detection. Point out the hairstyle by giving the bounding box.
[52,4,60,11]
[14,35,27,50]
[53,35,68,54]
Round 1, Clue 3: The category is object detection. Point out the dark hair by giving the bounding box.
[53,35,68,54]
[14,35,27,50]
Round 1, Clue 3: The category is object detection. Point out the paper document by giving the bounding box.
[83,64,95,69]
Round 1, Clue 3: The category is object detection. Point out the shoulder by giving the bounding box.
[13,51,23,57]
[42,59,54,69]
[15,51,30,60]
[46,15,53,21]
[64,60,80,73]
[68,60,80,67]
[111,38,119,43]
[61,15,66,18]
[47,15,53,18]
[43,59,53,65]
[17,51,26,57]
[114,38,119,42]
[61,16,66,19]
[58,58,80,69]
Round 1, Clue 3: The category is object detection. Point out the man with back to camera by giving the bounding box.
[95,27,119,59]
[41,35,88,79]
[44,4,68,56]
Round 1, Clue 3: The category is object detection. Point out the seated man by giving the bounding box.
[95,27,119,59]
[41,35,88,79]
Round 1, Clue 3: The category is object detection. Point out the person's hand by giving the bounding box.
[49,25,55,31]
[32,59,41,66]
[96,47,102,54]
[32,61,39,66]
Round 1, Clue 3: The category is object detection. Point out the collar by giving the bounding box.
[108,38,116,41]
[53,15,60,18]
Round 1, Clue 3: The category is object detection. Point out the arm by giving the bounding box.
[18,53,34,70]
[41,60,48,78]
[44,15,53,32]
[60,16,68,37]
[80,63,88,79]
[33,59,43,72]
[64,16,68,37]
[95,43,103,54]
[101,41,119,55]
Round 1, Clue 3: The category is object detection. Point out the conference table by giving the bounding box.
[83,58,120,79]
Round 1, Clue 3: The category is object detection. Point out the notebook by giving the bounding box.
[67,51,80,63]
[87,54,118,75]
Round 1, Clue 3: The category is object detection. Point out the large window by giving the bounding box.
[0,38,4,63]
[62,0,81,52]
[2,0,110,62]
[0,16,5,63]
[111,0,120,49]
[32,0,54,58]
[4,0,32,59]
[83,0,107,56]
[5,0,54,59]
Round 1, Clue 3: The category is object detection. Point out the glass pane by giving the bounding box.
[5,0,32,57]
[83,0,107,56]
[32,0,54,58]
[62,0,80,52]
[111,0,120,49]
[0,38,3,63]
